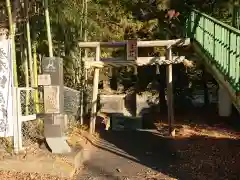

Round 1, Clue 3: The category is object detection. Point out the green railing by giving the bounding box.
[187,9,240,92]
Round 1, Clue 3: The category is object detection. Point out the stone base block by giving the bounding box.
[111,114,142,131]
[44,114,68,129]
[44,124,64,138]
[46,137,71,154]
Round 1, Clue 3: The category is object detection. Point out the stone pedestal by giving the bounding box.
[218,85,232,117]
[39,57,70,154]
[44,114,68,137]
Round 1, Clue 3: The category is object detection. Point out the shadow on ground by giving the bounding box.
[96,130,240,180]
[93,108,240,180]
[140,103,240,130]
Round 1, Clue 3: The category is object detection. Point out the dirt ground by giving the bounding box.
[85,125,240,180]
[0,171,70,180]
[0,110,239,180]
[85,109,240,180]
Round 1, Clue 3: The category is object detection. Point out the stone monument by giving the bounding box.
[39,57,71,154]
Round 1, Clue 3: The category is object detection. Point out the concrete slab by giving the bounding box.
[46,137,71,154]
[0,147,84,178]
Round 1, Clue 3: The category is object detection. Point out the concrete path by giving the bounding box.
[78,130,177,180]
[78,146,174,180]
[79,128,240,180]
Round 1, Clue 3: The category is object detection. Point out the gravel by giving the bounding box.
[0,171,70,180]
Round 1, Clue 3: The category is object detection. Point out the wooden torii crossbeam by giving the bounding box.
[78,38,190,48]
[79,38,190,135]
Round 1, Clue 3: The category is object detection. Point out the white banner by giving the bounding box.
[0,38,13,137]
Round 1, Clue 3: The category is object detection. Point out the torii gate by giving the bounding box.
[78,38,190,136]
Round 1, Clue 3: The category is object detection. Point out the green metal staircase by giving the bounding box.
[186,9,240,112]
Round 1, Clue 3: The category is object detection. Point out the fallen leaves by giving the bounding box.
[155,122,240,139]
[0,171,70,180]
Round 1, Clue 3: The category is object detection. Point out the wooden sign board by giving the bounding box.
[127,40,138,61]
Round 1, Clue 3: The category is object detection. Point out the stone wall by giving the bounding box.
[63,86,80,116]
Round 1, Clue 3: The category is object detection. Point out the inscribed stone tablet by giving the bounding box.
[38,74,51,86]
[44,86,60,113]
[42,57,63,86]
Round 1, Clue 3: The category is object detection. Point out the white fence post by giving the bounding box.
[17,88,23,152]
[13,87,38,153]
[13,87,22,153]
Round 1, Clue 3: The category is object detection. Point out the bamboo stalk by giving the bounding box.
[79,0,85,125]
[33,43,40,113]
[44,0,53,57]
[19,0,30,115]
[82,0,89,122]
[24,0,34,87]
[24,0,39,113]
[24,46,30,115]
[19,23,29,115]
[6,0,18,87]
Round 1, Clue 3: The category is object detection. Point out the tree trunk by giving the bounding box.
[21,32,30,115]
